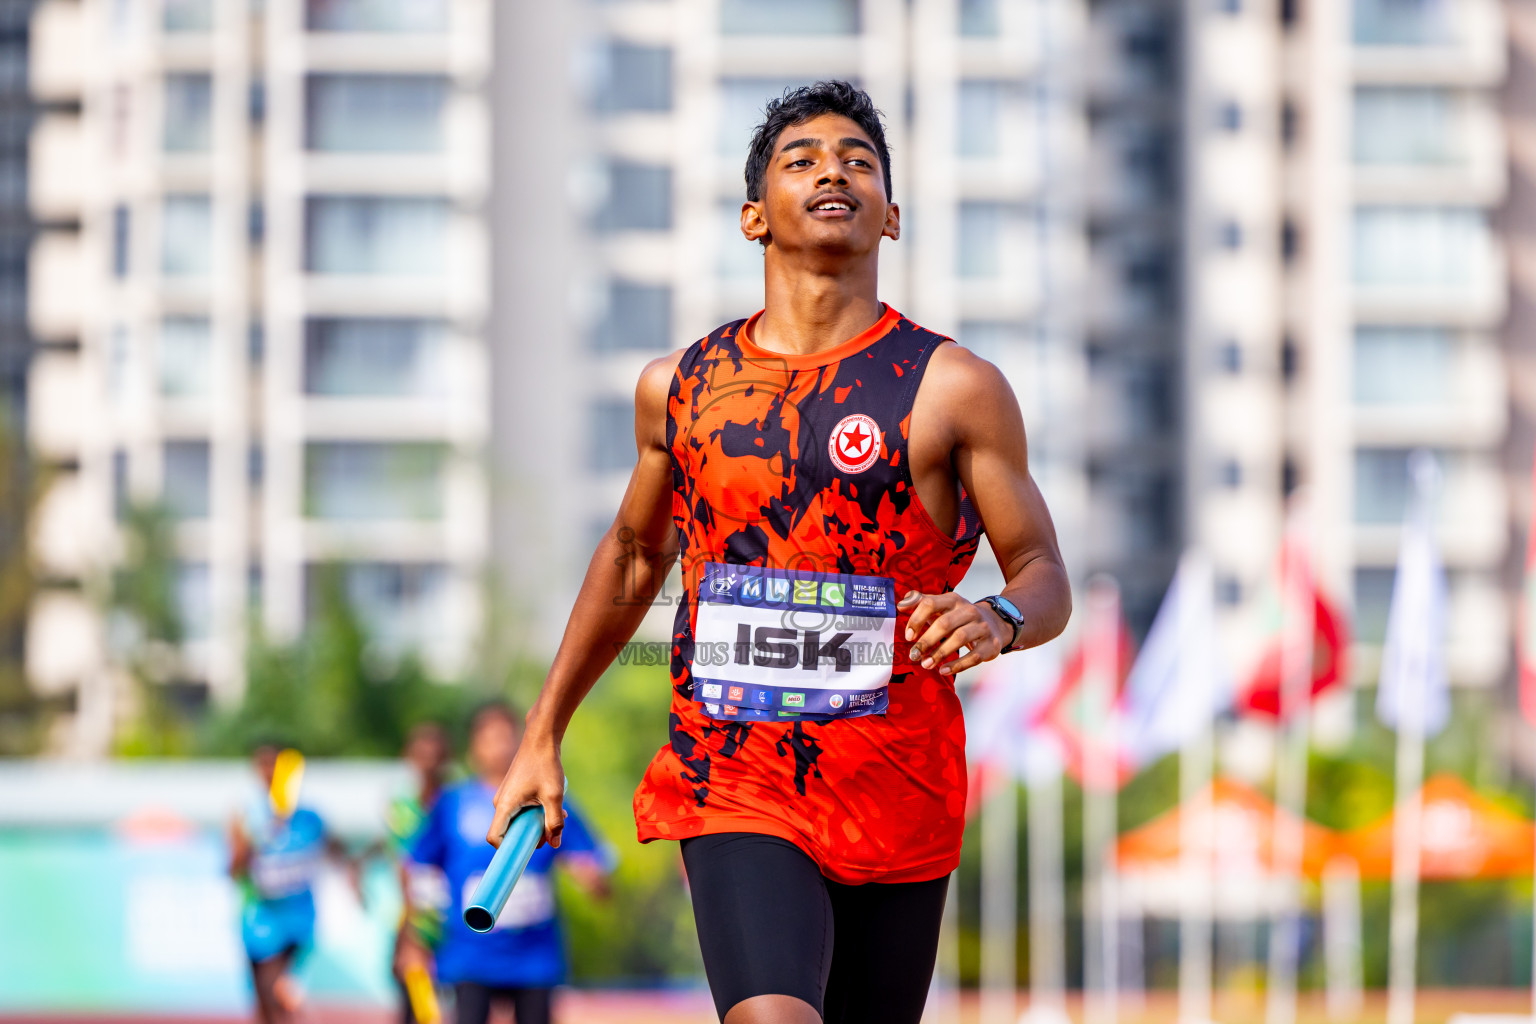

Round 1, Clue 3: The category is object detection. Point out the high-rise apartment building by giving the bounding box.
[26,0,493,754]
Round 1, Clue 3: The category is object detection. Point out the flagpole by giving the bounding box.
[1266,505,1315,1024]
[982,775,1019,1024]
[1381,451,1446,1024]
[1178,551,1216,1024]
[1083,577,1122,1024]
[1028,757,1068,1024]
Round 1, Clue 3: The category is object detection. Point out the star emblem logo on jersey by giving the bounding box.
[828,413,882,474]
[828,693,845,710]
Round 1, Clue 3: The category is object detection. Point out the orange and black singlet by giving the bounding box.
[631,304,984,885]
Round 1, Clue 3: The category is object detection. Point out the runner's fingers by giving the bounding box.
[902,592,956,643]
[912,605,976,664]
[931,621,992,670]
[939,623,999,675]
[539,794,567,850]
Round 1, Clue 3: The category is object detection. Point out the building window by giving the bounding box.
[1217,574,1243,606]
[163,0,212,32]
[595,162,672,232]
[306,0,448,32]
[959,201,1027,279]
[958,80,1004,158]
[305,73,448,153]
[162,195,212,277]
[163,73,212,152]
[719,77,820,155]
[1353,567,1396,645]
[1353,206,1490,289]
[592,42,673,114]
[1355,446,1446,524]
[959,321,1029,364]
[1216,100,1243,132]
[1354,86,1464,167]
[1217,340,1243,373]
[1215,0,1242,12]
[959,0,1000,36]
[305,441,445,520]
[159,317,213,398]
[591,282,672,352]
[588,398,637,472]
[1218,459,1243,488]
[1218,220,1243,250]
[306,561,449,657]
[176,562,211,640]
[113,449,129,521]
[1353,326,1455,405]
[112,205,130,278]
[1354,0,1455,47]
[163,440,211,519]
[304,318,448,396]
[719,0,859,36]
[305,196,450,275]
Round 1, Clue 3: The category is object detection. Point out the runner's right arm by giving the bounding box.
[487,350,685,850]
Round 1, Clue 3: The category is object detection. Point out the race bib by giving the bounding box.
[691,562,896,721]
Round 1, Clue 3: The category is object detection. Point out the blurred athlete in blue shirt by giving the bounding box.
[228,742,354,1024]
[407,701,612,1024]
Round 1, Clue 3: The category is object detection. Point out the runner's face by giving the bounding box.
[744,112,898,256]
[252,746,278,787]
[470,715,517,778]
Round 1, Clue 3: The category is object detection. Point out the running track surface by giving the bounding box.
[2,988,1531,1024]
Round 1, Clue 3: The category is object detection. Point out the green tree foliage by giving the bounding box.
[111,503,192,757]
[0,410,46,755]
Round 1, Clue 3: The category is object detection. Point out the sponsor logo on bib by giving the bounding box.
[828,693,845,710]
[828,413,882,474]
[701,683,722,699]
[783,692,805,707]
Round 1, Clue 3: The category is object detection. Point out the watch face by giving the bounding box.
[992,596,1022,621]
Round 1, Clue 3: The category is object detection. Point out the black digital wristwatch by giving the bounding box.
[978,595,1025,653]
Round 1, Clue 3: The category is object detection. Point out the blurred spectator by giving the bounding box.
[387,721,453,1023]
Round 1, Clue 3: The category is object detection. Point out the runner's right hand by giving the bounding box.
[487,736,567,850]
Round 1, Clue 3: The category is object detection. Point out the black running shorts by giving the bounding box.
[680,832,950,1023]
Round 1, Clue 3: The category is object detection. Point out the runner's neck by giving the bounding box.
[754,254,884,358]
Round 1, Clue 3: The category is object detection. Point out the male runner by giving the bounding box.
[407,701,612,1024]
[489,81,1072,1024]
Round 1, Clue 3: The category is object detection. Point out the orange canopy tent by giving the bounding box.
[1341,774,1535,880]
[1117,777,1338,878]
[1114,778,1339,918]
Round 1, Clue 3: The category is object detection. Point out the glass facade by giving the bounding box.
[1353,0,1456,47]
[1354,87,1464,166]
[163,440,211,519]
[304,441,445,520]
[1353,206,1490,288]
[163,74,212,153]
[591,282,672,352]
[305,74,448,152]
[304,318,447,396]
[719,0,859,36]
[304,196,450,275]
[588,398,637,472]
[161,195,212,277]
[1353,326,1455,405]
[305,0,448,33]
[719,77,819,155]
[592,42,673,114]
[594,162,672,232]
[159,317,213,398]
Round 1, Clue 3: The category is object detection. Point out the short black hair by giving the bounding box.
[745,80,892,204]
[468,699,520,738]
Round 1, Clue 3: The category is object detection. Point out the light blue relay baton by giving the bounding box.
[463,783,564,934]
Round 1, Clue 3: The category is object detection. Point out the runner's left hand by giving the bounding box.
[897,590,1011,676]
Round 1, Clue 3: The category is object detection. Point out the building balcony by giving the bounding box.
[29,231,85,342]
[30,114,84,223]
[29,0,82,105]
[28,350,83,460]
[1352,0,1506,85]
